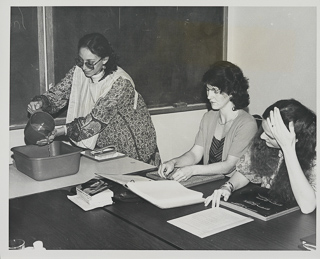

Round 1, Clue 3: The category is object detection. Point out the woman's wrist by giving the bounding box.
[168,159,177,168]
[220,181,234,193]
[281,146,297,157]
[55,125,67,136]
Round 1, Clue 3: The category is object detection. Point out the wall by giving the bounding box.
[9,6,317,164]
[8,110,207,164]
[227,6,316,115]
[151,110,207,162]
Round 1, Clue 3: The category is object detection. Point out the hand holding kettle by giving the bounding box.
[35,127,66,145]
[27,100,43,114]
[24,111,55,145]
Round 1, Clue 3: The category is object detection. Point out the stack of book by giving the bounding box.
[68,177,113,211]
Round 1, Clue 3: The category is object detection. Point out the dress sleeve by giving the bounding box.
[32,67,75,114]
[66,76,134,142]
[235,147,262,184]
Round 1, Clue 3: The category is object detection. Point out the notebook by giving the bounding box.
[219,185,300,221]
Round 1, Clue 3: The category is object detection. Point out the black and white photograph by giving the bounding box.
[2,0,318,258]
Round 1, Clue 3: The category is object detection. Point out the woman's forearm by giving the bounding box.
[172,150,202,168]
[282,148,316,214]
[189,155,239,176]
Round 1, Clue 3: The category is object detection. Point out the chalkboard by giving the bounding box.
[10,7,40,126]
[52,7,225,108]
[10,7,225,127]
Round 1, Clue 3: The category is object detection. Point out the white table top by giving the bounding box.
[9,156,157,199]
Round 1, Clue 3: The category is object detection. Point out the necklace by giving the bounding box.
[218,119,234,125]
[218,112,239,125]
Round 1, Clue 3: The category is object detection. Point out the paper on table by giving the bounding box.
[67,194,113,211]
[126,180,204,209]
[168,207,253,238]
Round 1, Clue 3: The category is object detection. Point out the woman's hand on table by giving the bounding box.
[169,166,194,182]
[158,161,175,179]
[204,188,231,207]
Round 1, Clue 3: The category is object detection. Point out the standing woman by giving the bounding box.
[205,99,317,214]
[27,33,160,166]
[158,61,257,181]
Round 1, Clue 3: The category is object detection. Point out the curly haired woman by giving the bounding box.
[158,61,258,181]
[205,99,316,214]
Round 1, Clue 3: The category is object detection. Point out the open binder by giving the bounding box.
[126,180,205,209]
[99,174,205,209]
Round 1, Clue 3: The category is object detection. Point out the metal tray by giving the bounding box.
[11,141,82,181]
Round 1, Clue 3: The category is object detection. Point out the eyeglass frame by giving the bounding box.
[75,57,103,70]
[206,85,221,95]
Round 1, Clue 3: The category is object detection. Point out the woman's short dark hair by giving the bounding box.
[78,33,118,77]
[202,61,250,109]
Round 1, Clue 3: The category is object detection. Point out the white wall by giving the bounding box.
[151,110,207,162]
[9,6,317,164]
[227,6,317,115]
[9,110,207,164]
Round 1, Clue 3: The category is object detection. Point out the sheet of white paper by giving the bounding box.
[67,195,113,211]
[125,180,204,209]
[168,207,253,238]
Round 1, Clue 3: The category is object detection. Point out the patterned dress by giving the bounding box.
[236,148,316,192]
[32,66,161,166]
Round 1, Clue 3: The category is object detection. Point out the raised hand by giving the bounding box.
[267,107,296,151]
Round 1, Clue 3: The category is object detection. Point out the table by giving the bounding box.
[8,157,316,251]
[104,180,316,250]
[9,155,156,198]
[9,189,174,250]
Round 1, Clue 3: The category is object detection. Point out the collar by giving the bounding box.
[90,69,105,83]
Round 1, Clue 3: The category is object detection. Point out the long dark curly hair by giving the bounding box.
[250,99,316,203]
[202,61,250,109]
[78,33,118,79]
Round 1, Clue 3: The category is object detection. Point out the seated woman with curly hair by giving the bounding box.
[205,99,316,214]
[158,61,258,181]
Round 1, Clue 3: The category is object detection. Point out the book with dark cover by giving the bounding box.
[146,170,225,188]
[220,184,300,221]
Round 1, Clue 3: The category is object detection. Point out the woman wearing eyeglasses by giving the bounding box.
[157,61,258,181]
[27,33,160,166]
